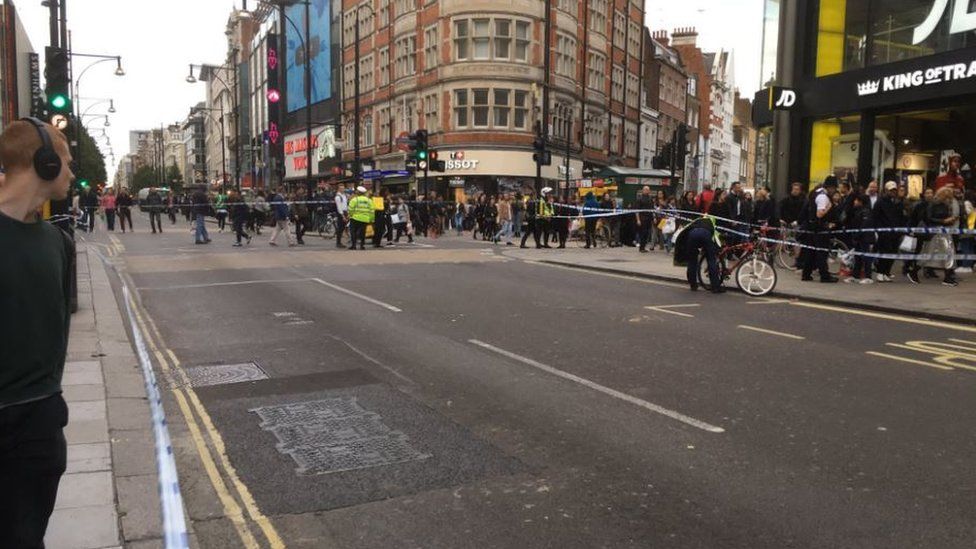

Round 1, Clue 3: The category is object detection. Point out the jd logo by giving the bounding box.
[774,90,796,108]
[914,0,976,45]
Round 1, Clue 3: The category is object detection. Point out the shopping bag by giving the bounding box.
[898,235,918,253]
[366,224,374,238]
[922,234,954,269]
[662,217,676,235]
[390,213,402,225]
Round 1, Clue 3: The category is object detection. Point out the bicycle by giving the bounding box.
[312,211,338,238]
[698,229,778,296]
[573,218,612,248]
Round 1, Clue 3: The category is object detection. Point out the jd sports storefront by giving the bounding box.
[764,0,976,196]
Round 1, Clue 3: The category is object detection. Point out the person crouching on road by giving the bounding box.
[229,190,252,247]
[347,186,373,250]
[676,215,725,293]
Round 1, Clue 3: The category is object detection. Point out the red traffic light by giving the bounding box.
[429,150,438,161]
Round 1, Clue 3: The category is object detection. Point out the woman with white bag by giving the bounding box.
[910,187,959,286]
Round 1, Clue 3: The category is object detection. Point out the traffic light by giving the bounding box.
[44,47,71,117]
[408,129,429,171]
[675,124,690,170]
[77,179,89,190]
[532,136,551,166]
[429,150,446,172]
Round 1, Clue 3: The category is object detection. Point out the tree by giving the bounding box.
[131,166,156,193]
[165,164,184,192]
[74,125,107,187]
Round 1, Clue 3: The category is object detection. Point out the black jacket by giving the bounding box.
[873,195,905,229]
[851,205,876,245]
[752,199,776,226]
[778,194,805,225]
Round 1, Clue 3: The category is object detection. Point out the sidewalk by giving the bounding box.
[45,244,167,548]
[502,245,976,324]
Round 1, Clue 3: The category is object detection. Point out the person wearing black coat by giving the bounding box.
[751,187,777,226]
[229,190,252,247]
[872,182,906,281]
[778,182,806,226]
[847,194,876,283]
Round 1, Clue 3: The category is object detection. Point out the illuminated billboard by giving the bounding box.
[286,0,331,112]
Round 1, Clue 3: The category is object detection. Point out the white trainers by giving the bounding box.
[859,278,875,285]
[956,267,973,274]
[874,273,886,282]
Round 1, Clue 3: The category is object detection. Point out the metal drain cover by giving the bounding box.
[251,397,430,475]
[186,362,269,387]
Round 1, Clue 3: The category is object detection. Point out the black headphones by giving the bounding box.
[21,117,63,181]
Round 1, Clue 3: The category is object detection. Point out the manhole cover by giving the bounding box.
[186,362,268,387]
[251,397,430,476]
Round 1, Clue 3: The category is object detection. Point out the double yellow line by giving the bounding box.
[123,279,285,548]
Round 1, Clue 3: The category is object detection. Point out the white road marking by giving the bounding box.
[329,335,414,384]
[865,351,954,371]
[746,298,791,305]
[737,325,806,340]
[644,304,700,318]
[139,278,312,291]
[311,277,402,312]
[468,339,725,434]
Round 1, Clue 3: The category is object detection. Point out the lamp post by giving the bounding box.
[186,63,240,192]
[82,113,111,129]
[190,106,229,193]
[69,53,124,164]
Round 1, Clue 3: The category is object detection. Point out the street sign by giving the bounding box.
[418,160,429,171]
[405,158,418,170]
[362,170,382,179]
[396,131,413,152]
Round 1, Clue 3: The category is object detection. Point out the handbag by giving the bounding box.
[898,235,918,253]
[662,217,677,235]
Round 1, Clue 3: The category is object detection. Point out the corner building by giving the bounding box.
[341,0,645,199]
[760,0,976,196]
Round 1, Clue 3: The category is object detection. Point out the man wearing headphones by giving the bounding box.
[0,118,75,547]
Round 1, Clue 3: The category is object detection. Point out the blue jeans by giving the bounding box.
[960,238,975,268]
[494,220,513,242]
[195,214,209,243]
[454,213,464,235]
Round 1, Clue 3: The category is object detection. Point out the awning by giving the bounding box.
[594,166,673,179]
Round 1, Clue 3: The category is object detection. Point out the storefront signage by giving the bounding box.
[446,151,480,170]
[449,177,466,188]
[769,86,798,110]
[913,0,976,45]
[283,127,326,179]
[316,126,337,161]
[857,59,976,96]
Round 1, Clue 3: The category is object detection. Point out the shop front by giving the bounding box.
[428,149,582,202]
[759,0,976,194]
[282,125,342,192]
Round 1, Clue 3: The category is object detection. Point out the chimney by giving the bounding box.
[652,29,669,46]
[671,26,698,46]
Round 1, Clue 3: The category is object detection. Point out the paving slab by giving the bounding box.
[45,505,120,549]
[65,442,112,474]
[54,471,114,510]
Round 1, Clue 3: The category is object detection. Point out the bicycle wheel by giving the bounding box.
[776,238,800,270]
[321,216,336,238]
[698,255,727,291]
[827,238,849,276]
[735,255,777,296]
[597,225,611,248]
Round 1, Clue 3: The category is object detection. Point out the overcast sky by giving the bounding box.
[14,0,763,181]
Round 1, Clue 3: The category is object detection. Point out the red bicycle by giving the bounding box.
[698,229,778,296]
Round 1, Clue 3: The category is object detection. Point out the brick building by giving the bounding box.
[642,29,687,158]
[340,0,646,199]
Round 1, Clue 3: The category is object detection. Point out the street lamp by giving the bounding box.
[190,106,229,193]
[82,113,110,128]
[186,63,240,191]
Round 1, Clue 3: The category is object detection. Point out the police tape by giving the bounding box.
[88,245,192,549]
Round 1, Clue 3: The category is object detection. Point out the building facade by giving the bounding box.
[0,0,36,128]
[339,0,645,199]
[181,105,207,184]
[671,28,712,189]
[705,49,737,187]
[758,0,976,197]
[643,29,688,159]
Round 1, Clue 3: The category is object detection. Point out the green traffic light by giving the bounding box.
[50,94,68,109]
[418,150,428,160]
[79,180,89,188]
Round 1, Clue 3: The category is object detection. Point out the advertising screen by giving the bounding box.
[286,0,331,112]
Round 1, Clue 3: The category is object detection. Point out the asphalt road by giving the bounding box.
[84,213,976,548]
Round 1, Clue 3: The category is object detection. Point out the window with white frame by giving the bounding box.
[343,61,355,100]
[424,25,438,69]
[379,2,389,26]
[610,116,621,153]
[624,121,637,157]
[343,12,356,46]
[394,36,416,78]
[454,17,531,62]
[423,93,438,133]
[555,33,576,77]
[628,21,640,56]
[584,112,605,149]
[589,0,607,34]
[613,11,625,49]
[394,0,415,18]
[362,114,374,147]
[611,64,624,101]
[626,72,639,107]
[587,51,606,92]
[379,106,391,141]
[378,47,390,86]
[453,87,530,130]
[552,102,572,139]
[557,0,575,14]
[357,5,374,37]
[359,54,374,92]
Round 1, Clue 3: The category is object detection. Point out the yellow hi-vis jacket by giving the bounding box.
[348,195,375,224]
[537,200,554,219]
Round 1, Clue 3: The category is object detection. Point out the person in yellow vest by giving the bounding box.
[535,187,554,248]
[347,186,374,250]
